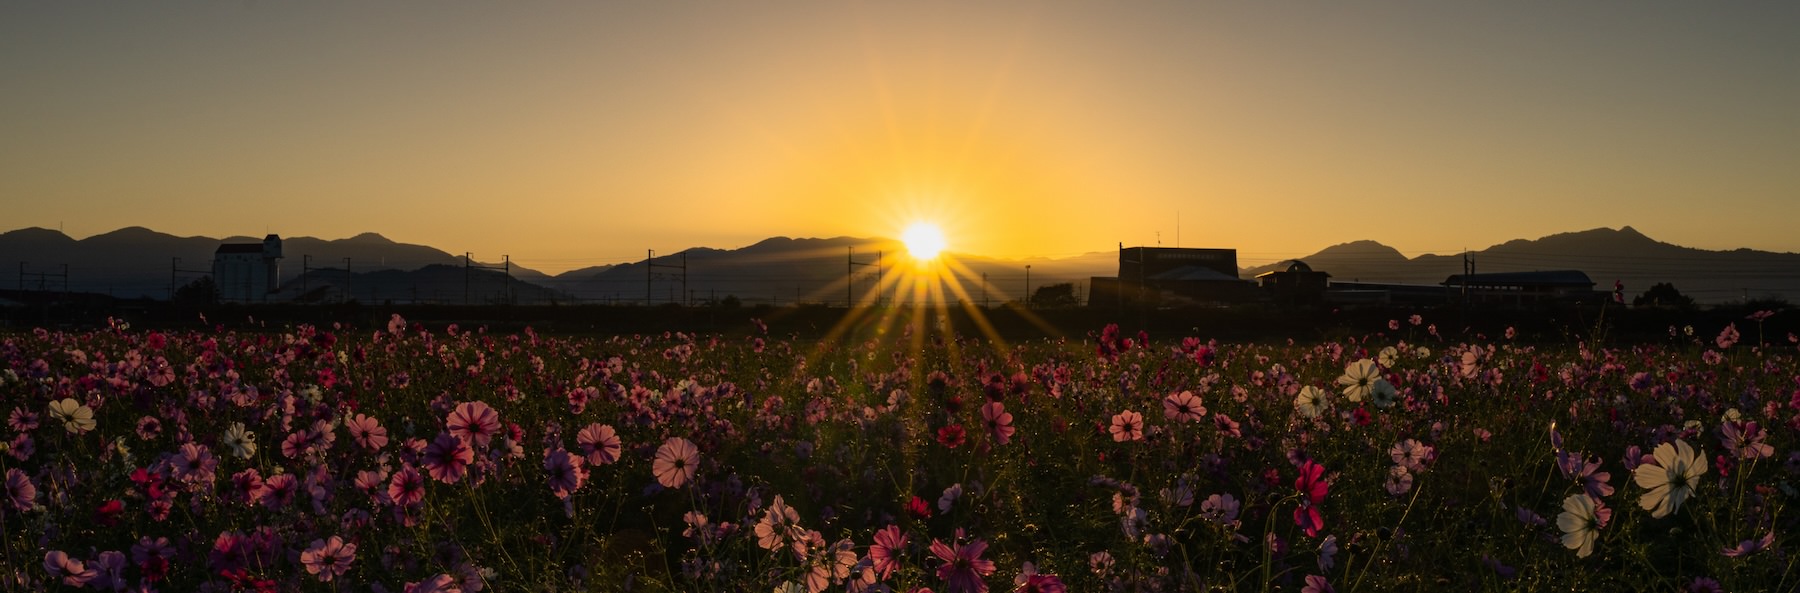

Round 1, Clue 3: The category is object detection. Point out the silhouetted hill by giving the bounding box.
[1243,227,1800,304]
[7,225,1794,306]
[549,236,1118,306]
[0,228,557,301]
[278,264,564,305]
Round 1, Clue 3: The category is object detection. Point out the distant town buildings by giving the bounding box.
[1441,270,1597,306]
[1089,246,1259,307]
[1255,260,1332,305]
[213,234,283,303]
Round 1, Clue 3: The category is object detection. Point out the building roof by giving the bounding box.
[1147,265,1244,282]
[1442,270,1594,287]
[1254,260,1332,279]
[215,243,265,254]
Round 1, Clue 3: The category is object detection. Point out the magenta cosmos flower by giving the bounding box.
[1293,460,1330,537]
[446,401,501,449]
[421,433,474,483]
[653,437,699,489]
[929,537,996,593]
[299,536,357,582]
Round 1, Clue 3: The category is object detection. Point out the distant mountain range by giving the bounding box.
[1,225,1794,304]
[1241,226,1800,304]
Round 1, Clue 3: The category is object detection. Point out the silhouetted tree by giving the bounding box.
[1030,283,1080,309]
[1633,282,1695,310]
[174,276,219,305]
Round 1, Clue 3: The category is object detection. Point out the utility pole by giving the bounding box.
[168,258,212,302]
[302,255,311,299]
[465,254,509,305]
[981,272,988,308]
[646,250,687,306]
[344,258,352,303]
[503,255,511,305]
[1025,265,1033,309]
[849,247,878,307]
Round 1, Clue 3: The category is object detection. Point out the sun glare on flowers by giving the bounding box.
[901,222,947,261]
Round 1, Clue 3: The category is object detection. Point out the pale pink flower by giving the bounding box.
[300,536,357,582]
[652,437,698,489]
[1163,390,1206,423]
[1109,410,1144,442]
[577,424,622,465]
[980,402,1014,445]
[346,414,388,450]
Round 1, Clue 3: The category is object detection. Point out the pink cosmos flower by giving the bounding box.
[170,443,219,486]
[446,401,501,449]
[388,466,425,506]
[422,432,474,483]
[652,437,699,489]
[346,414,388,450]
[544,448,586,498]
[929,537,996,593]
[5,468,34,511]
[869,524,908,580]
[755,495,803,551]
[1109,410,1144,442]
[1013,562,1066,593]
[1720,420,1774,460]
[577,423,622,466]
[1301,575,1334,593]
[44,551,98,587]
[404,574,462,593]
[980,402,1014,446]
[1163,390,1206,423]
[262,473,298,509]
[1716,323,1740,349]
[936,425,966,448]
[300,536,357,582]
[1383,466,1413,496]
[1722,531,1776,558]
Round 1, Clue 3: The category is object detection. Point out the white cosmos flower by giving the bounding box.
[1556,493,1606,558]
[222,422,258,459]
[1336,359,1380,402]
[1377,347,1399,368]
[1634,439,1707,519]
[47,398,96,434]
[1294,386,1329,419]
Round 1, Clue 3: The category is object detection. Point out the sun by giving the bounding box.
[901,222,947,261]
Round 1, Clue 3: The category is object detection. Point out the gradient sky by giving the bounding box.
[3,2,1795,273]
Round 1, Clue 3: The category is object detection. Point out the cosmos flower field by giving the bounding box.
[2,314,1796,592]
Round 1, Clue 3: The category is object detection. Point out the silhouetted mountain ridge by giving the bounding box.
[3,225,1793,304]
[1243,227,1799,303]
